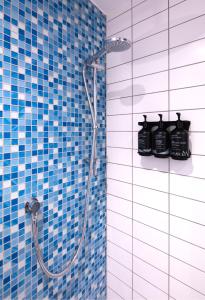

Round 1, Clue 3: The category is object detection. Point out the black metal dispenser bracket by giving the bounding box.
[138,120,191,131]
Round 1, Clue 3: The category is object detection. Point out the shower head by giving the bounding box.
[105,37,131,53]
[85,37,131,66]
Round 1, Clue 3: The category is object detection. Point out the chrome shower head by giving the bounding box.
[106,37,131,53]
[85,37,131,65]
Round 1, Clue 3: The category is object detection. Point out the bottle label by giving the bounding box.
[154,132,169,154]
[138,131,151,153]
[171,132,189,158]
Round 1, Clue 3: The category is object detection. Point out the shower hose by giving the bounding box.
[27,65,97,278]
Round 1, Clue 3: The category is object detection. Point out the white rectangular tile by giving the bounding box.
[133,149,169,172]
[107,194,132,218]
[132,0,168,25]
[132,0,145,7]
[133,238,168,273]
[107,10,131,37]
[133,91,168,113]
[133,10,168,42]
[107,210,132,236]
[106,0,131,21]
[170,39,205,69]
[107,97,132,115]
[170,194,205,224]
[170,256,205,295]
[170,173,205,202]
[170,14,205,48]
[107,178,132,201]
[170,215,205,249]
[133,185,168,212]
[170,62,205,89]
[107,163,132,183]
[170,153,205,179]
[169,0,184,6]
[170,85,205,110]
[107,241,132,270]
[170,0,205,27]
[170,109,205,132]
[107,225,132,253]
[170,236,205,271]
[107,114,132,131]
[170,277,205,300]
[107,79,132,100]
[190,132,205,155]
[133,51,168,78]
[107,62,132,84]
[133,71,168,95]
[133,167,169,192]
[107,287,122,300]
[107,147,132,166]
[133,256,168,293]
[107,273,132,300]
[133,221,168,253]
[107,28,132,68]
[133,30,168,60]
[133,203,168,232]
[133,274,168,300]
[133,290,146,300]
[107,257,132,287]
[107,131,132,149]
[133,131,138,149]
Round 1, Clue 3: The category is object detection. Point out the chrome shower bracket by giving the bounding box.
[25,197,40,216]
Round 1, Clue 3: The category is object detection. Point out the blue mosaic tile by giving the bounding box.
[0,0,106,299]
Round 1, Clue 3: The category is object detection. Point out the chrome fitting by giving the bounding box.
[25,197,40,216]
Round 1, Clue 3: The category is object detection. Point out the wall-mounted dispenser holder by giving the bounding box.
[138,113,191,160]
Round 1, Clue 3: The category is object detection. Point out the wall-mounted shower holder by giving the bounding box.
[25,197,40,216]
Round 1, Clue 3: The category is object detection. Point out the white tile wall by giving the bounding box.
[106,0,205,299]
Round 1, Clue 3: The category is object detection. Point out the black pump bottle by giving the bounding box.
[138,115,152,156]
[152,114,169,158]
[170,113,190,160]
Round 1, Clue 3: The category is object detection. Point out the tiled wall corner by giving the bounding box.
[106,0,205,299]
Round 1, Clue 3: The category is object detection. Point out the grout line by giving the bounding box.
[168,1,171,298]
[108,33,205,71]
[107,107,205,116]
[107,146,205,158]
[107,163,205,182]
[107,0,147,24]
[107,59,205,86]
[108,250,205,296]
[108,237,205,275]
[107,2,203,42]
[131,2,134,298]
[107,285,124,300]
[107,0,188,25]
[107,222,205,251]
[108,205,205,228]
[107,270,147,300]
[107,83,205,101]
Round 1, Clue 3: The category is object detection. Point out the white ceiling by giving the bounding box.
[91,0,131,20]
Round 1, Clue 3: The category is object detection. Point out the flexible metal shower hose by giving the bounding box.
[30,65,97,278]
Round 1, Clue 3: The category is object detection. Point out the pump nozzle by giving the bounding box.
[176,112,183,128]
[176,112,181,120]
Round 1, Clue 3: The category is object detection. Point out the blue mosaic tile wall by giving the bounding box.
[0,0,106,299]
